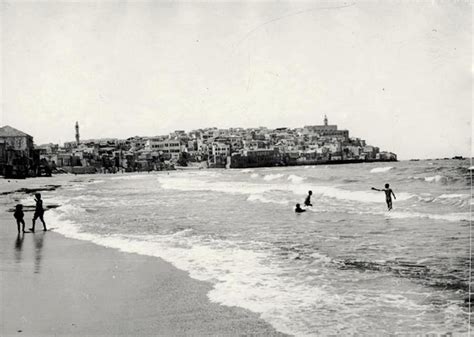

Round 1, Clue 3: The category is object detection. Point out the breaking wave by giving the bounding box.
[247,194,289,205]
[370,167,393,173]
[157,176,422,207]
[287,174,305,184]
[47,206,337,336]
[35,161,470,336]
[386,210,469,222]
[424,175,447,183]
[263,173,284,181]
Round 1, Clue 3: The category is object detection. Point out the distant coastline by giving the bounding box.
[0,117,403,178]
[2,122,471,178]
[229,157,398,169]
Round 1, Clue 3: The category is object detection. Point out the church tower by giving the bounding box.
[75,121,80,145]
[324,115,328,126]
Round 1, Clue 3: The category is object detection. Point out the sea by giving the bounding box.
[24,159,472,335]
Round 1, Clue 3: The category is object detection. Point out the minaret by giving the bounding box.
[324,115,328,126]
[75,121,80,145]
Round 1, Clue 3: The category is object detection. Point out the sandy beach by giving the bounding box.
[0,177,286,336]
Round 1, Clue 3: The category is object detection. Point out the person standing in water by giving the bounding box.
[372,184,396,210]
[30,193,47,232]
[304,190,313,207]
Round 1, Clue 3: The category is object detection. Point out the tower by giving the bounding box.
[75,121,80,145]
[324,115,328,126]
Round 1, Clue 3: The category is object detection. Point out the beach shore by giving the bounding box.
[0,177,286,336]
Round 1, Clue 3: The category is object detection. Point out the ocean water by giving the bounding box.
[30,160,472,335]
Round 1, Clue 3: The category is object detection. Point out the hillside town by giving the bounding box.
[0,116,397,178]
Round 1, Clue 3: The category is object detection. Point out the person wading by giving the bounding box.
[29,193,47,232]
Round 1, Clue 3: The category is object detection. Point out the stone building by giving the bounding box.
[303,115,349,140]
[0,125,34,152]
[0,125,36,178]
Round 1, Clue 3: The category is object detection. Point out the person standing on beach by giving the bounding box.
[30,193,47,232]
[371,184,396,211]
[13,204,26,233]
[304,190,313,207]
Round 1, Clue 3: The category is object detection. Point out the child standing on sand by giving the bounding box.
[30,193,47,232]
[13,204,26,233]
[372,183,396,211]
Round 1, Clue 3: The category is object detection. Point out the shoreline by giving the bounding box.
[3,157,470,178]
[1,158,401,178]
[0,179,287,336]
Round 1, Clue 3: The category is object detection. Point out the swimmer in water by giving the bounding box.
[371,183,396,211]
[295,203,306,213]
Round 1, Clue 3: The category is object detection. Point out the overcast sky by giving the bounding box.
[1,0,471,159]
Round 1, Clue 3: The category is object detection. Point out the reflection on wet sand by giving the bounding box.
[12,231,47,273]
[33,232,46,274]
[14,233,24,263]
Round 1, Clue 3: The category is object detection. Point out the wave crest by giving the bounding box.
[263,174,284,181]
[370,167,393,173]
[287,174,305,184]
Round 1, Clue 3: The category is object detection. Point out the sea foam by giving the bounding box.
[45,167,469,336]
[157,176,415,204]
[424,175,447,183]
[370,167,393,173]
[48,207,335,336]
[386,210,469,222]
[50,205,451,335]
[247,194,289,205]
[263,173,284,181]
[287,174,305,184]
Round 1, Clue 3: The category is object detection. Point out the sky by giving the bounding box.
[0,0,471,159]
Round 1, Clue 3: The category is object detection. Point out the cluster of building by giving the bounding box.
[0,126,43,178]
[0,117,397,177]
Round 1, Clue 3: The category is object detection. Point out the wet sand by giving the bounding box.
[0,178,286,336]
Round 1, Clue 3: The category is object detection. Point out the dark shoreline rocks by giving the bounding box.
[0,184,62,196]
